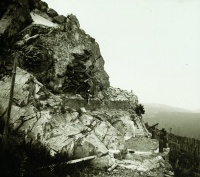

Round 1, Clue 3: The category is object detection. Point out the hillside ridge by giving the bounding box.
[0,0,174,176]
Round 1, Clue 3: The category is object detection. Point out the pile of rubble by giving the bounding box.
[100,87,138,105]
[103,87,137,101]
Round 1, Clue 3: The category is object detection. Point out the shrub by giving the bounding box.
[134,104,145,116]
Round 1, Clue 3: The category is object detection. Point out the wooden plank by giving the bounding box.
[66,155,97,164]
[107,163,118,172]
[38,155,97,170]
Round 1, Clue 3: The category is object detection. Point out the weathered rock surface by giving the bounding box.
[53,15,66,24]
[77,140,174,176]
[0,0,109,98]
[0,0,173,175]
[47,8,58,17]
[0,68,136,168]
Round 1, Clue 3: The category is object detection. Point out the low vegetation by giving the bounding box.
[0,131,90,177]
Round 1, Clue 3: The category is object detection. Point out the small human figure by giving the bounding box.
[85,89,91,105]
[159,132,164,153]
[162,129,168,148]
[26,75,36,103]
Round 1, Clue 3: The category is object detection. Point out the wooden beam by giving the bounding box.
[107,163,118,172]
[38,155,97,170]
[66,155,96,164]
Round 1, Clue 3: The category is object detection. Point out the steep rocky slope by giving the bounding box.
[0,0,173,176]
[0,0,109,97]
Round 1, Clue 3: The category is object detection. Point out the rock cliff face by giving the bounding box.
[0,68,139,165]
[0,0,109,97]
[0,0,173,176]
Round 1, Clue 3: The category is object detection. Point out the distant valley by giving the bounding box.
[143,103,200,140]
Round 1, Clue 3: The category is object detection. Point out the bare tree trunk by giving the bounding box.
[1,58,17,153]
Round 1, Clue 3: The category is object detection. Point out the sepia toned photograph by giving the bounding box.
[0,0,199,176]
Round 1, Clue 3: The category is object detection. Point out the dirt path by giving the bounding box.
[125,137,159,151]
[75,137,173,177]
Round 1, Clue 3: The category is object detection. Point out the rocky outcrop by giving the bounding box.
[0,0,173,175]
[47,8,58,18]
[0,68,136,168]
[0,0,109,97]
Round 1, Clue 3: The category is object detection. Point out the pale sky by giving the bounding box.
[44,0,200,110]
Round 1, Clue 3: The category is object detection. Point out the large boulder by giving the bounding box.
[73,132,108,158]
[38,1,48,12]
[79,112,126,150]
[47,8,58,17]
[53,15,66,24]
[66,14,80,30]
[107,111,136,140]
